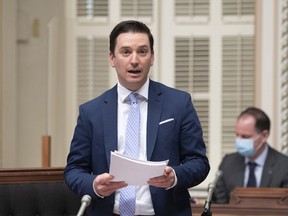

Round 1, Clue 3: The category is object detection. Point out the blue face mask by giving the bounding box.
[235,138,257,157]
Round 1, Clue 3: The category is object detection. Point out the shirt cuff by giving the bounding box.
[93,182,104,199]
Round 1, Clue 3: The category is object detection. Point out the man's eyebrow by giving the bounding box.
[138,45,149,49]
[119,46,130,50]
[119,45,149,49]
[118,46,150,53]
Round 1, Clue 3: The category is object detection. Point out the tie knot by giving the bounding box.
[128,93,138,104]
[248,161,257,170]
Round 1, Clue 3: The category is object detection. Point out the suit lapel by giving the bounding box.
[260,147,275,187]
[147,81,163,160]
[103,86,118,166]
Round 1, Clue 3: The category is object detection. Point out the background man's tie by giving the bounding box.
[247,161,257,187]
[120,93,140,216]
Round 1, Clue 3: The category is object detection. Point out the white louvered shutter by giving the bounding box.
[222,36,255,155]
[77,37,109,106]
[222,0,254,16]
[175,0,209,16]
[77,0,108,17]
[175,0,209,23]
[121,0,153,17]
[175,37,210,154]
[221,0,255,156]
[280,0,288,155]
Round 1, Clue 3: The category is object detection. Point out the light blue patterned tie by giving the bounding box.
[120,93,140,216]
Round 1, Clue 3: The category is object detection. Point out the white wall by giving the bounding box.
[1,0,66,167]
[2,0,18,167]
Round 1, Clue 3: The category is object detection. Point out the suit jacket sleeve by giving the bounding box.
[173,93,210,188]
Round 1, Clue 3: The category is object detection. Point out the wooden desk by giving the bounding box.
[0,167,64,184]
[192,204,288,216]
[192,188,288,216]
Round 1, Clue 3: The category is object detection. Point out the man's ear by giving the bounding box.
[262,130,269,141]
[150,51,154,66]
[109,52,115,68]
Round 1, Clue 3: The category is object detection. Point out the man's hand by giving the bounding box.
[93,173,127,197]
[147,166,175,189]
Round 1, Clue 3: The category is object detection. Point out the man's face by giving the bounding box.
[235,115,266,151]
[109,32,154,91]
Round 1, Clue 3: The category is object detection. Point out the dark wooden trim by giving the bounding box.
[0,167,64,184]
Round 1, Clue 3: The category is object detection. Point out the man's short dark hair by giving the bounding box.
[109,20,154,55]
[238,106,271,133]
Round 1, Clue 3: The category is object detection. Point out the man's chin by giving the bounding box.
[125,80,144,91]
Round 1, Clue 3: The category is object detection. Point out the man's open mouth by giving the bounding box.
[128,70,141,74]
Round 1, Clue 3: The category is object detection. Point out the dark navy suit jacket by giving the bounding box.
[213,146,288,204]
[64,80,210,216]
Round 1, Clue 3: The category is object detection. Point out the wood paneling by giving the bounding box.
[0,167,64,184]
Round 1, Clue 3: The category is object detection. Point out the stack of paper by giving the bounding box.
[109,151,169,186]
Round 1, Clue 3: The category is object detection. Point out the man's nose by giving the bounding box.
[130,53,139,65]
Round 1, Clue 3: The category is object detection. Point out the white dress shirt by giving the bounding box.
[113,78,155,215]
[244,143,268,187]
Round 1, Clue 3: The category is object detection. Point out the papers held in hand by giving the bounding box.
[109,151,169,186]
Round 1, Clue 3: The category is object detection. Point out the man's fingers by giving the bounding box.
[93,174,128,197]
[164,166,173,175]
[96,173,114,184]
[147,167,175,188]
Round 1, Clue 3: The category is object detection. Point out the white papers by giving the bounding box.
[109,151,168,186]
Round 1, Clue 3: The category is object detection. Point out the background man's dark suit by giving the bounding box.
[213,145,288,204]
[64,80,210,216]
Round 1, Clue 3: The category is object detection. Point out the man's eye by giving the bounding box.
[121,50,130,55]
[139,49,148,55]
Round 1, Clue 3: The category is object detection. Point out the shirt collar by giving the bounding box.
[117,79,149,103]
[245,143,268,167]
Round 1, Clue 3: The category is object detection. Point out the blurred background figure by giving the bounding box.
[213,107,288,204]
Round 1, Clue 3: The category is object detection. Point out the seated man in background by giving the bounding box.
[213,107,288,204]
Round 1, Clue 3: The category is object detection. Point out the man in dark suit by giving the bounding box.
[213,107,288,204]
[64,20,210,216]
